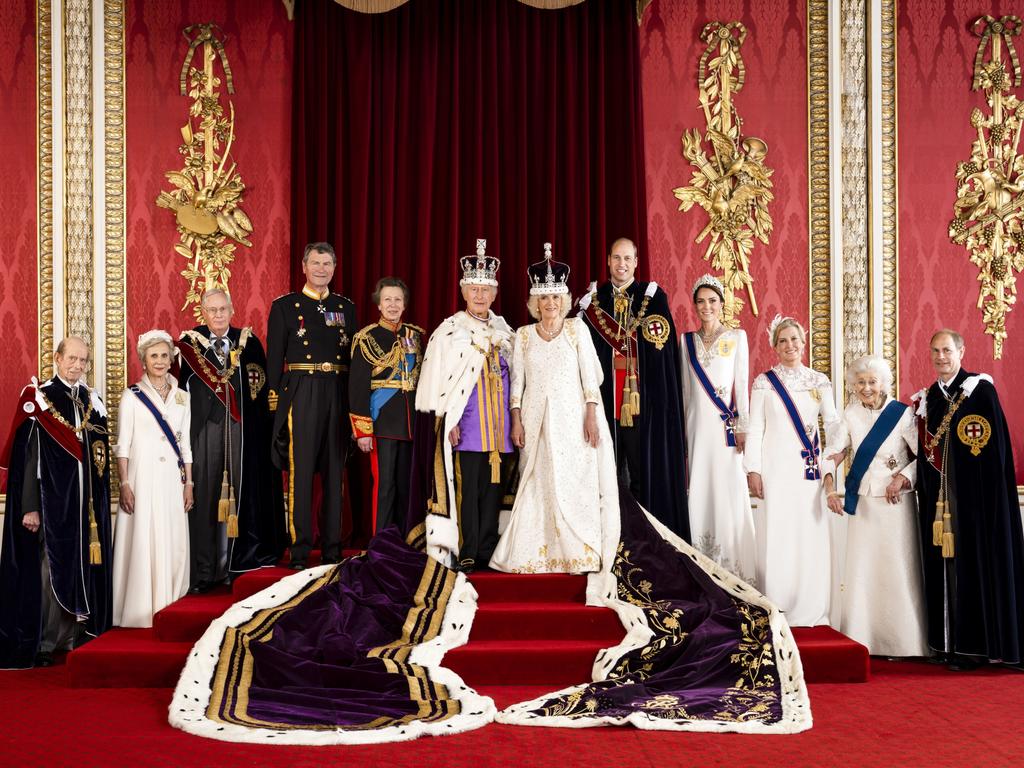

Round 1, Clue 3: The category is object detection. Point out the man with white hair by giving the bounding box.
[415,239,515,572]
[914,329,1024,669]
[0,337,113,667]
[177,288,283,592]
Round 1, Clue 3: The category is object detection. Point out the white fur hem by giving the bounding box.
[168,564,495,745]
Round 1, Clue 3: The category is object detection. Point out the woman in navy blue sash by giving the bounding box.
[822,355,928,657]
[744,316,838,627]
[112,330,194,627]
[679,274,756,584]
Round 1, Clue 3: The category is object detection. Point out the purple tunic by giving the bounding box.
[455,349,512,454]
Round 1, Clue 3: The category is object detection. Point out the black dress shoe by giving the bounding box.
[188,581,213,595]
[288,561,307,571]
[34,651,54,667]
[948,657,980,672]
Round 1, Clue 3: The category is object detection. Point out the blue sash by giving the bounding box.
[763,370,820,480]
[368,352,416,420]
[130,385,186,483]
[684,332,737,446]
[843,399,908,515]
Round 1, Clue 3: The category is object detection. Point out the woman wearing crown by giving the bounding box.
[680,275,757,584]
[489,245,616,575]
[744,316,839,626]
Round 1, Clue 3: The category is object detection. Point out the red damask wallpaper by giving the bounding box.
[896,0,1022,480]
[0,0,39,440]
[640,0,810,376]
[125,0,293,380]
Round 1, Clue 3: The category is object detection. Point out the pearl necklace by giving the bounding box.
[538,321,563,339]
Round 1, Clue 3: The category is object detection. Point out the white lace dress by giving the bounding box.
[490,319,615,574]
[680,328,756,584]
[744,364,838,627]
[825,397,929,656]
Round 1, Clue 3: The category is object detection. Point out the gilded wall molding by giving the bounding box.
[841,0,869,370]
[807,0,833,379]
[879,0,899,389]
[37,0,54,379]
[104,0,127,443]
[63,0,94,344]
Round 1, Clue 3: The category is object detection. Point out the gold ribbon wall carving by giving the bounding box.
[672,22,774,327]
[949,15,1024,359]
[156,23,252,322]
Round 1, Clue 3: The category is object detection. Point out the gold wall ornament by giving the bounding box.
[672,21,774,327]
[156,23,252,322]
[949,15,1024,359]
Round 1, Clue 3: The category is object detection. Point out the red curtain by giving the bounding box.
[291,0,648,330]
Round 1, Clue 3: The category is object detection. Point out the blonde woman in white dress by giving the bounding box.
[490,245,615,575]
[822,355,928,657]
[680,274,756,584]
[744,316,838,627]
[112,330,194,628]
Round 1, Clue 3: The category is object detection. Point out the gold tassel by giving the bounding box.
[620,376,636,427]
[619,403,634,428]
[217,470,230,522]
[630,384,640,416]
[227,488,239,539]
[87,499,102,565]
[489,450,501,484]
[941,506,954,559]
[942,531,955,558]
[932,497,945,547]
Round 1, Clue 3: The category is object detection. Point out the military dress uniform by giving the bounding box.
[267,286,358,567]
[349,319,423,533]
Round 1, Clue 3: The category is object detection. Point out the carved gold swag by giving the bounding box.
[673,22,774,327]
[156,23,252,322]
[950,15,1024,359]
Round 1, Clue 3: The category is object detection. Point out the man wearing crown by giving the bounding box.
[914,328,1024,669]
[266,242,358,570]
[415,239,515,571]
[0,337,113,668]
[176,288,283,593]
[578,237,690,540]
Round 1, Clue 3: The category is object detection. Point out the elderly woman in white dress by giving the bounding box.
[680,274,756,584]
[490,245,615,575]
[744,316,839,627]
[822,355,928,657]
[112,330,194,628]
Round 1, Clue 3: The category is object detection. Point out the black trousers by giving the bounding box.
[615,424,645,505]
[373,437,412,534]
[286,377,348,564]
[189,416,242,585]
[454,451,510,569]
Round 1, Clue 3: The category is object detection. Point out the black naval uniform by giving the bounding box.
[267,286,358,567]
[177,325,284,588]
[349,319,423,534]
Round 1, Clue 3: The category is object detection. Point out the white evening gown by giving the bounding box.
[680,329,756,584]
[112,375,192,628]
[490,319,615,574]
[825,396,929,656]
[744,364,838,627]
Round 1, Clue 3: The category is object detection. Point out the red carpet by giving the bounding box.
[2,661,1022,767]
[68,568,869,688]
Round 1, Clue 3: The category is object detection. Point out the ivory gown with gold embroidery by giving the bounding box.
[490,318,615,574]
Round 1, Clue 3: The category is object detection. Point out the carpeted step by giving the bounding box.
[153,592,237,642]
[444,639,607,686]
[232,567,296,599]
[468,572,588,603]
[790,626,870,683]
[472,602,623,641]
[67,628,191,688]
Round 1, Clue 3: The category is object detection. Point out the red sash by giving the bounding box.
[177,340,241,422]
[581,302,635,419]
[1,385,84,468]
